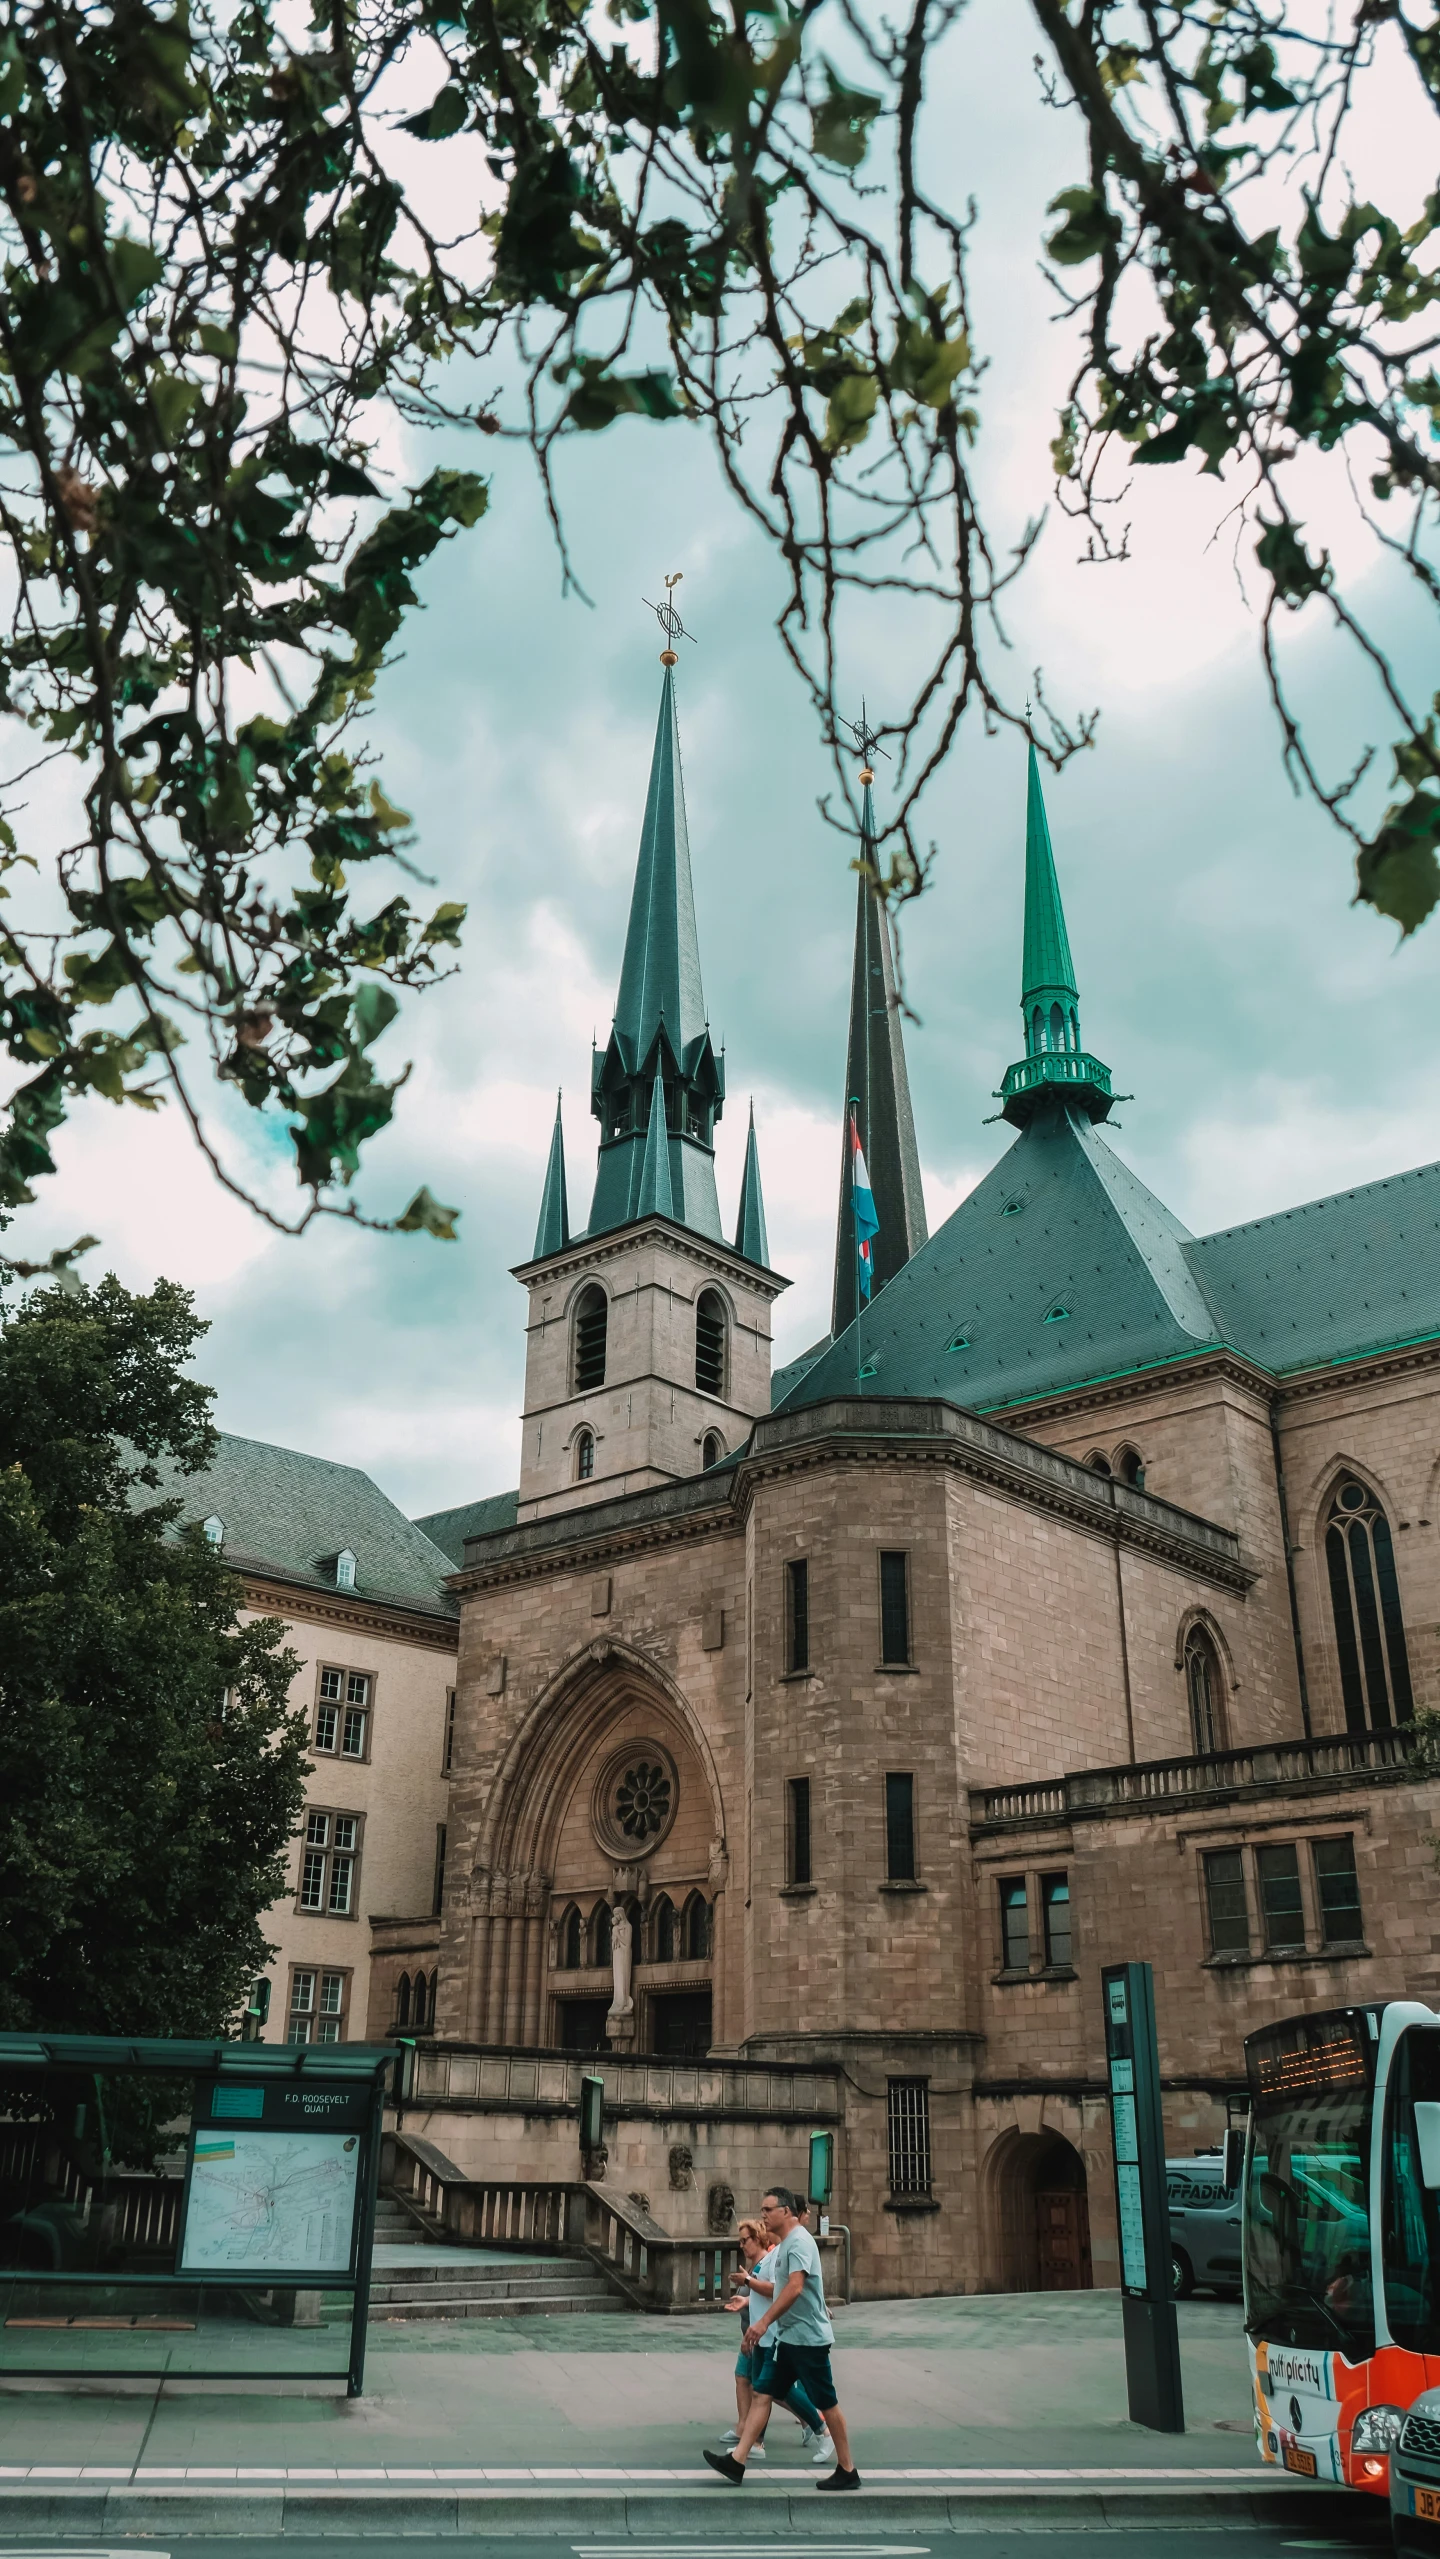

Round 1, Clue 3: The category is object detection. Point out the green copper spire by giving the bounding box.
[588,662,725,1240]
[533,1090,570,1257]
[999,745,1114,1128]
[734,1100,770,1267]
[831,773,928,1334]
[634,1067,676,1220]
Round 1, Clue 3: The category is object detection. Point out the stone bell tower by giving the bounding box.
[513,642,786,1522]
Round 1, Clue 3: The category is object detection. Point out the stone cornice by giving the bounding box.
[513,1215,789,1302]
[979,1348,1277,1433]
[454,1392,1253,1596]
[242,1572,458,1652]
[1272,1332,1440,1408]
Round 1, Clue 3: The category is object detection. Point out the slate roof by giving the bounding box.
[774,1109,1440,1418]
[413,1489,520,1565]
[150,1431,458,1618]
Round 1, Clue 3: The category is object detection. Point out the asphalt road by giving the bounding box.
[0,2521,1398,2559]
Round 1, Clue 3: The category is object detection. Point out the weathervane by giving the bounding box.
[844,700,890,786]
[643,572,696,666]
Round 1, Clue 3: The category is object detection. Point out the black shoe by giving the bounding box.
[704,2449,747,2486]
[815,2466,861,2492]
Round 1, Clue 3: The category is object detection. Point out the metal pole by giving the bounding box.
[347,2073,384,2397]
[1102,1959,1185,2433]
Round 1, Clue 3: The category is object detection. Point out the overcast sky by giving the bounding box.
[27,0,1440,1523]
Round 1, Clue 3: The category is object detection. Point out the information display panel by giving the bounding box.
[179,2075,369,2280]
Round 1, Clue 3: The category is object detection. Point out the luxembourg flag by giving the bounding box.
[850,1111,880,1301]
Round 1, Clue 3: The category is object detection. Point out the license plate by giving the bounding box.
[1284,2446,1318,2478]
[1412,2487,1440,2521]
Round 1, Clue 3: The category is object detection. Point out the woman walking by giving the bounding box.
[720,2214,831,2462]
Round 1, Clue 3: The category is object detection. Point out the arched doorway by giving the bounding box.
[988,2130,1093,2292]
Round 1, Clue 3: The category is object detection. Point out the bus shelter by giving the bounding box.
[0,2032,396,2394]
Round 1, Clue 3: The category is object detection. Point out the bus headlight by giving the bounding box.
[1352,2406,1406,2454]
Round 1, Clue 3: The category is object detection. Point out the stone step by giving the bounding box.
[369,2272,615,2303]
[369,2287,621,2321]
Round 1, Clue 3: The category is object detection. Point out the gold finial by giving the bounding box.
[644,572,695,666]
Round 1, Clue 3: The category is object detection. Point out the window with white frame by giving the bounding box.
[298,1809,361,1914]
[314,1666,372,1758]
[288,1966,350,2043]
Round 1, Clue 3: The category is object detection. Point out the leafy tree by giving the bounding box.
[0,1270,307,2035]
[0,0,1435,1287]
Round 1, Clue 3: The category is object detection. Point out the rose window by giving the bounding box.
[614,1761,672,1842]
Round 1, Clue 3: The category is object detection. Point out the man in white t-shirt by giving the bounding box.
[704,2186,860,2491]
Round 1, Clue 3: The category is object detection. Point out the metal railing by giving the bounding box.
[972,1727,1414,1831]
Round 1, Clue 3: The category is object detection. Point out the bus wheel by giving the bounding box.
[1170,2248,1194,2299]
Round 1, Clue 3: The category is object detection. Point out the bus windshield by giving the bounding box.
[1245,2011,1375,2358]
[1383,2026,1440,2354]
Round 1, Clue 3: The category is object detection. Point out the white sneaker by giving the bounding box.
[720,2429,740,2448]
[811,2433,834,2466]
[749,2444,767,2463]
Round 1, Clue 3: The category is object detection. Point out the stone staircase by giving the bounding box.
[367,2190,628,2322]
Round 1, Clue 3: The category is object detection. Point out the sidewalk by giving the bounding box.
[0,2292,1337,2535]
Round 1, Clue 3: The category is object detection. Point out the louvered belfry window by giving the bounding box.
[573,1285,608,1392]
[695,1290,726,1395]
[1324,1476,1413,1732]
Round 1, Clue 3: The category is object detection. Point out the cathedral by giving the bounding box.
[180,637,1440,2300]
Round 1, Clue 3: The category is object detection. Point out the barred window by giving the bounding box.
[999,1876,1030,1971]
[879,1551,911,1664]
[787,1777,812,1887]
[1314,1836,1364,1946]
[885,1772,916,1882]
[1041,1872,1072,1968]
[886,2078,932,2196]
[1257,1842,1305,1951]
[786,1558,810,1673]
[1203,1847,1250,1956]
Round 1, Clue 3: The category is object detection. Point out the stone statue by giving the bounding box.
[608,1898,633,2020]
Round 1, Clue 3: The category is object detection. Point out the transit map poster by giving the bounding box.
[179,2126,361,2274]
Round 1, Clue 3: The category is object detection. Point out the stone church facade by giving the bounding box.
[390,659,1440,2301]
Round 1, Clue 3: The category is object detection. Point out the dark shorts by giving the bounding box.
[770,2340,838,2412]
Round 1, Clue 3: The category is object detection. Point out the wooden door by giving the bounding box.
[1036,2187,1093,2290]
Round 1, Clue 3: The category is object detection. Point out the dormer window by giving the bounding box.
[336,1549,357,1591]
[202,1515,225,1548]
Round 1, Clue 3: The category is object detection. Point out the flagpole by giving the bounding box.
[851,1097,862,1399]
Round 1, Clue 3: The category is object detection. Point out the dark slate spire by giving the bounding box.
[588,663,725,1240]
[831,775,928,1336]
[999,744,1115,1129]
[734,1100,770,1267]
[635,1066,676,1220]
[533,1091,570,1258]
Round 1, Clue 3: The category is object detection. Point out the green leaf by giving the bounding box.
[824,369,879,451]
[367,780,410,832]
[108,235,165,313]
[1357,798,1440,935]
[811,61,882,170]
[1255,516,1328,604]
[197,322,237,359]
[149,371,202,447]
[401,81,468,139]
[350,982,399,1046]
[565,364,688,430]
[1045,185,1122,266]
[421,900,466,947]
[395,1184,460,1238]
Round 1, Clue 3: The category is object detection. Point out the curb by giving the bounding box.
[0,2478,1359,2536]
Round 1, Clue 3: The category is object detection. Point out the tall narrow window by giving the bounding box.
[886,2079,932,2196]
[787,1776,812,1886]
[885,1772,916,1881]
[573,1285,608,1392]
[1314,1836,1364,1946]
[594,1901,612,1968]
[652,1894,676,1962]
[1257,1842,1305,1950]
[999,1877,1030,1971]
[575,1428,595,1481]
[298,1813,360,1915]
[432,1822,447,1917]
[684,1894,712,1960]
[701,1431,723,1470]
[879,1551,911,1664]
[786,1558,810,1673]
[1184,1626,1223,1756]
[443,1686,457,1775]
[1041,1872,1072,1967]
[1203,1847,1250,1956]
[1324,1476,1413,1732]
[561,1904,583,1969]
[397,1972,412,2028]
[342,1670,370,1759]
[695,1290,727,1395]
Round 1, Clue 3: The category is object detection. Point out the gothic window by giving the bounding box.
[561,1905,583,1970]
[695,1290,727,1396]
[396,1972,411,2028]
[593,1901,613,1969]
[683,1893,712,1960]
[1184,1624,1224,1756]
[651,1895,676,1963]
[701,1430,723,1470]
[1067,1007,1078,1050]
[1324,1475,1414,1732]
[1086,1452,1112,1476]
[1049,1001,1065,1051]
[1031,1005,1044,1051]
[573,1285,608,1392]
[1115,1446,1145,1488]
[575,1428,595,1481]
